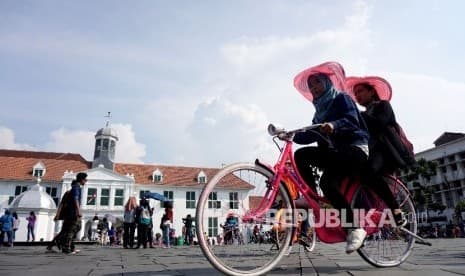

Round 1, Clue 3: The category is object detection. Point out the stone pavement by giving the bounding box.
[0,238,464,275]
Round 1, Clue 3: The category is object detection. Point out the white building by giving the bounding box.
[0,122,254,241]
[405,132,465,225]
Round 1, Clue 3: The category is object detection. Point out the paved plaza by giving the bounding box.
[0,238,464,275]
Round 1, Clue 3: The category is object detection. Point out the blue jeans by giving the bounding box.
[27,226,35,241]
[0,230,13,245]
[163,225,170,246]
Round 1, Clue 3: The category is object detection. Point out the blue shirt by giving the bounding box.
[0,214,13,231]
[70,181,82,218]
[314,93,368,149]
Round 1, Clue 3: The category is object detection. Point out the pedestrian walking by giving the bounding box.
[182,214,194,245]
[123,196,137,248]
[60,172,87,254]
[161,201,173,249]
[99,217,109,246]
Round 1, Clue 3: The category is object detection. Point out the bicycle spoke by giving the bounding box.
[196,163,294,276]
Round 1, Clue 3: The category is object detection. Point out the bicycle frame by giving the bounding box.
[195,124,429,276]
[248,133,416,244]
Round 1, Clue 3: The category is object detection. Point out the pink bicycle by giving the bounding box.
[196,124,430,276]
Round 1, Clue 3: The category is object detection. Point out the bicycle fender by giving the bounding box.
[255,159,275,174]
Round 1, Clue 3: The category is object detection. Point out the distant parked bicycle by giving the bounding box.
[196,124,431,276]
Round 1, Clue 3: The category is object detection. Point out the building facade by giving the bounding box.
[405,132,465,225]
[0,123,254,241]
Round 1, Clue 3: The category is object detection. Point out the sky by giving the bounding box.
[1,0,464,168]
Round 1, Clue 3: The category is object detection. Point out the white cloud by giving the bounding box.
[386,72,465,152]
[112,124,146,164]
[186,97,277,165]
[219,1,372,75]
[0,31,169,67]
[140,95,278,167]
[134,1,377,167]
[0,126,36,150]
[45,128,95,158]
[44,124,146,164]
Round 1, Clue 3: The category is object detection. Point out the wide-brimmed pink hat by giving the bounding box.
[293,61,347,102]
[345,76,392,101]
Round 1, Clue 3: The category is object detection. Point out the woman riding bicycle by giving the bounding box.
[293,62,369,254]
[345,76,416,226]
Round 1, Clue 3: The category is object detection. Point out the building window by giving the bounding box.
[459,151,465,160]
[109,140,116,159]
[229,192,239,209]
[32,161,46,178]
[445,191,454,208]
[9,185,28,204]
[208,217,218,237]
[103,139,109,151]
[87,188,97,205]
[208,192,221,209]
[441,167,447,173]
[139,190,150,200]
[198,171,207,184]
[94,138,102,158]
[114,189,124,206]
[162,191,174,207]
[101,188,110,206]
[152,169,163,183]
[45,187,59,205]
[433,193,441,203]
[186,191,196,209]
[451,163,458,171]
[455,188,463,200]
[33,169,44,178]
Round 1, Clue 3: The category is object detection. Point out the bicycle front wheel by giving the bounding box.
[196,163,295,276]
[352,177,417,267]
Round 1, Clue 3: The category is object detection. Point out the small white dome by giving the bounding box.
[9,184,57,210]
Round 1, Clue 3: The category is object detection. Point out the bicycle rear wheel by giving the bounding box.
[196,163,295,276]
[352,177,417,267]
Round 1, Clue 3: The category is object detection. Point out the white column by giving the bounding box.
[110,187,115,208]
[82,186,88,207]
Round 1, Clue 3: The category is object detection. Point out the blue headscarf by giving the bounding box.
[310,73,339,123]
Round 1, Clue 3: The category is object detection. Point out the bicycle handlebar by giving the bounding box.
[267,123,322,137]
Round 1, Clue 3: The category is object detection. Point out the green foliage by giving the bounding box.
[455,200,465,214]
[405,158,439,213]
[429,202,447,213]
[413,190,426,206]
[407,158,438,182]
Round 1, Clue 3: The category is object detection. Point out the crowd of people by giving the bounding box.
[0,210,34,247]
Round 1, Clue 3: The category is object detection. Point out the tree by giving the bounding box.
[455,200,465,223]
[402,158,438,222]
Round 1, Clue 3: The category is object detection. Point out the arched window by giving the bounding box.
[109,140,116,159]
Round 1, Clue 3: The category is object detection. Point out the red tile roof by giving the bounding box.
[0,149,90,182]
[249,196,264,210]
[0,149,254,190]
[115,163,254,189]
